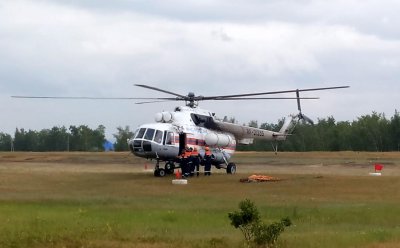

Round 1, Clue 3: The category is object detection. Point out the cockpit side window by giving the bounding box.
[165,132,173,145]
[135,128,146,139]
[153,130,163,144]
[144,128,155,140]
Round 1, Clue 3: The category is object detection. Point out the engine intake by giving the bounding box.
[205,132,232,147]
[154,112,174,123]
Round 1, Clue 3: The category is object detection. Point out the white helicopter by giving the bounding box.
[12,84,349,177]
[126,84,349,177]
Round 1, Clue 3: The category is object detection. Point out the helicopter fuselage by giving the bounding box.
[11,83,349,177]
[128,106,236,167]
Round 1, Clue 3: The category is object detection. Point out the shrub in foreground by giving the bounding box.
[228,199,291,247]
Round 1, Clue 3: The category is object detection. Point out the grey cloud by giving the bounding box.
[2,0,400,139]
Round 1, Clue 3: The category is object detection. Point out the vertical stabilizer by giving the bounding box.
[278,115,298,137]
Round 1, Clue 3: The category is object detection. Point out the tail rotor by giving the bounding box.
[296,89,314,125]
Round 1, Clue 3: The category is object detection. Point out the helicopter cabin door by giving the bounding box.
[179,133,186,154]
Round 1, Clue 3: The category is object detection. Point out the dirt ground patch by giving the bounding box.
[0,151,399,248]
[1,151,399,176]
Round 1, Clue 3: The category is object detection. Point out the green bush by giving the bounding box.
[228,199,260,243]
[228,199,292,247]
[252,217,292,247]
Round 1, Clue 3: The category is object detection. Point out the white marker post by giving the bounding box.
[369,163,383,176]
[172,170,188,185]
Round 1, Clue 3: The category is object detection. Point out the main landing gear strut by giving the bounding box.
[154,160,176,177]
[153,160,236,177]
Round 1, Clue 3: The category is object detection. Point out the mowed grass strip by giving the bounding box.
[1,201,399,248]
[0,152,400,247]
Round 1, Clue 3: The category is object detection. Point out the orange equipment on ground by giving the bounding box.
[175,170,182,179]
[240,175,281,183]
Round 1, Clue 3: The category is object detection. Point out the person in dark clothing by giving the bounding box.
[191,147,200,176]
[183,147,191,177]
[179,148,190,178]
[188,147,195,177]
[204,146,212,176]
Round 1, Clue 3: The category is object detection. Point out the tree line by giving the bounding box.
[0,125,133,152]
[238,111,400,152]
[1,111,399,152]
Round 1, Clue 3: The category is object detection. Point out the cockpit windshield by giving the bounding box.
[144,128,155,140]
[134,128,168,144]
[135,128,146,139]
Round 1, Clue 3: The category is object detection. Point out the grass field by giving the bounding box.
[0,151,400,247]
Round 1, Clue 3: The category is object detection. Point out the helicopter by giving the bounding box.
[12,84,349,177]
[125,84,349,177]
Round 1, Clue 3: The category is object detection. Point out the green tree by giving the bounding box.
[248,120,258,128]
[0,132,12,151]
[68,125,105,151]
[113,126,134,151]
[37,126,69,151]
[351,112,389,151]
[14,128,39,151]
[92,125,106,151]
[222,116,237,123]
[390,110,400,151]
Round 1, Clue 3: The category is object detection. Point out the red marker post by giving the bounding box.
[175,169,182,179]
[374,164,384,173]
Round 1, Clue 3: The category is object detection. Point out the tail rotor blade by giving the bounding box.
[296,89,301,112]
[301,114,314,125]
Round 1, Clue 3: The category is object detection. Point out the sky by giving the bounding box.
[1,0,400,140]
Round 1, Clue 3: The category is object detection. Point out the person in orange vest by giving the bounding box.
[178,148,189,178]
[191,147,200,177]
[204,146,212,176]
[182,146,192,178]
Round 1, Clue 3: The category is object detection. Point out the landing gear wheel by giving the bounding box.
[227,163,236,174]
[154,169,160,177]
[158,168,166,177]
[165,162,175,174]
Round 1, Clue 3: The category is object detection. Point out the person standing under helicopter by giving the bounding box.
[191,147,200,177]
[204,146,212,176]
[178,147,190,178]
[177,148,186,177]
[183,147,192,178]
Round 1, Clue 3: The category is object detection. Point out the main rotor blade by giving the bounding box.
[211,97,319,100]
[202,86,349,100]
[134,84,186,98]
[11,96,178,100]
[135,100,177,104]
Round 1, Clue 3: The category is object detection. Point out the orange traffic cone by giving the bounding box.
[175,170,182,179]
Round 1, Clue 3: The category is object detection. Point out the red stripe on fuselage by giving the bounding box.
[173,136,236,151]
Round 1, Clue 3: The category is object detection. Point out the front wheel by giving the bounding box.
[158,168,166,177]
[154,168,167,177]
[226,163,236,174]
[165,162,175,174]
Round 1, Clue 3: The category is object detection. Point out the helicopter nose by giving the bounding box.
[133,139,142,151]
[129,138,153,156]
